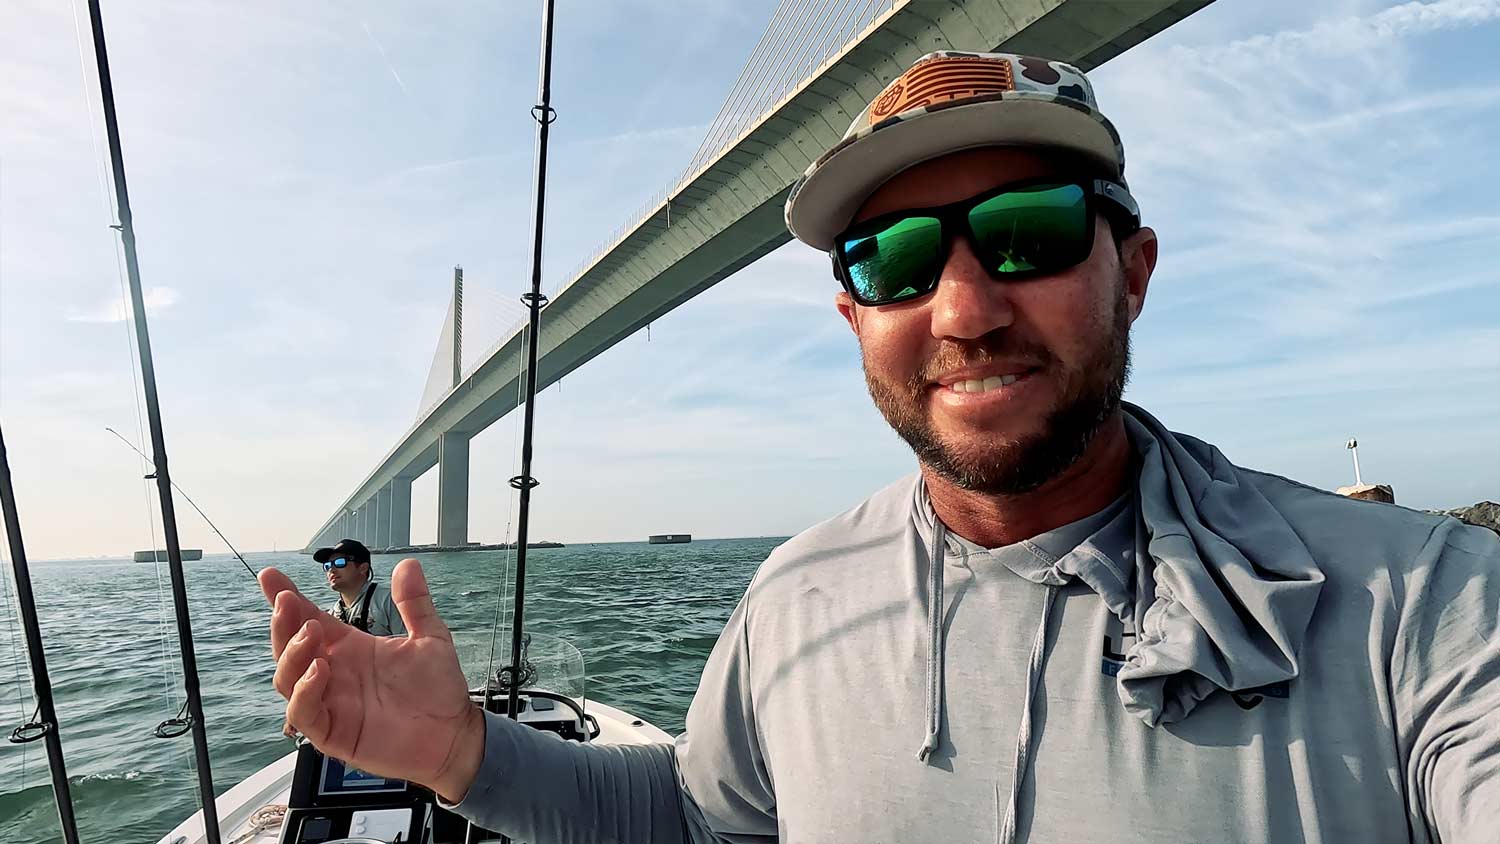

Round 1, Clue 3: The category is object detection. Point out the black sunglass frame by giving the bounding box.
[831,177,1141,307]
[323,557,355,571]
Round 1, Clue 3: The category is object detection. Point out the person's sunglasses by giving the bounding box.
[322,557,351,571]
[832,178,1140,307]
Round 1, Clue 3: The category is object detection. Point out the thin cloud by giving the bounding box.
[1187,0,1500,62]
[1100,0,1500,338]
[67,285,179,323]
[361,20,408,96]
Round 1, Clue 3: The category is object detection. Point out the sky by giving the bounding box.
[0,0,1496,560]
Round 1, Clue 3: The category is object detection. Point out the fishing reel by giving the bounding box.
[471,634,600,742]
[485,632,538,695]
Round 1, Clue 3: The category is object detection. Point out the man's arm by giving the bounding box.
[446,593,779,843]
[1393,518,1500,841]
[444,711,689,842]
[265,560,776,844]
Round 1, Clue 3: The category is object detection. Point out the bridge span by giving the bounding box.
[304,0,1213,552]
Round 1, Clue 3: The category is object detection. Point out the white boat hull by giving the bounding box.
[155,700,672,844]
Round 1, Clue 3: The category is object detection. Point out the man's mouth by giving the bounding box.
[932,364,1042,396]
[947,373,1022,393]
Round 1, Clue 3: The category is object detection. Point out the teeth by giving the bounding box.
[952,374,1023,394]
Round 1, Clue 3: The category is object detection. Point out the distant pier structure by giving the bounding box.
[135,549,203,562]
[649,534,691,545]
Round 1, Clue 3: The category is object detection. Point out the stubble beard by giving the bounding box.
[863,280,1133,496]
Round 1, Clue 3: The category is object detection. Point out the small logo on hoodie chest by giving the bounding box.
[1229,681,1291,710]
[1099,616,1135,677]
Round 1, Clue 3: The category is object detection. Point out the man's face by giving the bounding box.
[836,147,1156,494]
[326,557,368,591]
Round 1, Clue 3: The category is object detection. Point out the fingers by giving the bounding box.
[274,618,325,699]
[258,566,299,606]
[286,657,333,746]
[271,585,345,661]
[390,558,451,642]
[271,589,318,660]
[263,566,318,660]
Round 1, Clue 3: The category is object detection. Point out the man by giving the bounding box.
[312,538,405,637]
[260,53,1499,842]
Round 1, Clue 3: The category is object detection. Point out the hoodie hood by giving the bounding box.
[1115,403,1326,725]
[912,402,1327,741]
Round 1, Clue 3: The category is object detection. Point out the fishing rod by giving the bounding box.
[0,422,81,844]
[105,426,257,580]
[466,2,558,842]
[84,1,222,840]
[500,0,556,726]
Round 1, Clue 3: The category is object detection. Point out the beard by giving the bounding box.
[863,278,1132,496]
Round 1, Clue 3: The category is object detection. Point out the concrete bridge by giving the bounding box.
[304,0,1213,552]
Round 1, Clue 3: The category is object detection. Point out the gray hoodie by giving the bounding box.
[450,404,1500,842]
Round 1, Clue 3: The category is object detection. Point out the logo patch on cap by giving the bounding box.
[868,55,1015,124]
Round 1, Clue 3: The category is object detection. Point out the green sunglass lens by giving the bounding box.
[842,215,942,304]
[968,183,1089,275]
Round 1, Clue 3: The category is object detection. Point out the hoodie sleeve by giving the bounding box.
[675,593,780,842]
[445,711,691,842]
[1391,518,1500,842]
[444,594,775,843]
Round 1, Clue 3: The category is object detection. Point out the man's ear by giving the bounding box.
[836,291,861,336]
[1118,226,1158,323]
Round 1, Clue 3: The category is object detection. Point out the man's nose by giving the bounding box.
[926,237,1016,341]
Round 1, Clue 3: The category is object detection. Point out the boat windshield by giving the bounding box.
[451,630,587,702]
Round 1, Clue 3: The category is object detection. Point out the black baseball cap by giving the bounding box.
[313,539,371,564]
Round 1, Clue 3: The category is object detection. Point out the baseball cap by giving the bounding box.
[784,51,1126,251]
[313,538,372,564]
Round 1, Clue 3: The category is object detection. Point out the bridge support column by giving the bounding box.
[388,478,412,548]
[358,502,374,544]
[437,432,470,548]
[375,487,392,550]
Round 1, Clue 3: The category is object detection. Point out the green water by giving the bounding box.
[0,538,778,842]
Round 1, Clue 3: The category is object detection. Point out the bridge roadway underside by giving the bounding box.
[305,0,1213,552]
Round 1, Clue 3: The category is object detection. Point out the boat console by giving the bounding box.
[277,689,598,844]
[277,744,429,844]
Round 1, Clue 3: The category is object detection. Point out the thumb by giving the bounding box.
[390,558,450,642]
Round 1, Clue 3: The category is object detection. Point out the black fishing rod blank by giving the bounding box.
[502,0,558,726]
[466,3,558,843]
[0,423,80,844]
[84,1,222,840]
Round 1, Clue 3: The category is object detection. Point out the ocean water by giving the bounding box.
[0,538,778,842]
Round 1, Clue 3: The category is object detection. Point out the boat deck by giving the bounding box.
[155,700,672,844]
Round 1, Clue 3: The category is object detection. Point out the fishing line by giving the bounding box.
[104,427,257,580]
[0,550,32,791]
[66,0,183,712]
[81,0,224,830]
[484,320,528,686]
[0,146,32,802]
